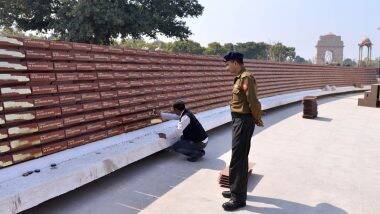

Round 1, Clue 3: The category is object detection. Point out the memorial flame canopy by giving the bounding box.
[358,37,373,66]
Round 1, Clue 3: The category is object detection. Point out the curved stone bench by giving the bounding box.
[0,85,370,214]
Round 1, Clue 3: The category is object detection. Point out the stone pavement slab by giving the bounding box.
[140,94,380,214]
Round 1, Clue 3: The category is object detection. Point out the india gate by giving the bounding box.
[315,33,344,65]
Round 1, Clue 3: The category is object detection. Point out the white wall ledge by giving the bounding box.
[0,85,369,214]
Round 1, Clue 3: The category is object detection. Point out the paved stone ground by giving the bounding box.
[24,93,380,214]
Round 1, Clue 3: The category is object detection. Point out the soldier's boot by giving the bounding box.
[222,191,231,198]
[222,200,246,211]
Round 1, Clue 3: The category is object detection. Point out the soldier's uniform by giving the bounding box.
[228,56,262,203]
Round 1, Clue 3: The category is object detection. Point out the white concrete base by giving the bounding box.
[0,86,369,214]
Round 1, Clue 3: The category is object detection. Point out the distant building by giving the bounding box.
[315,33,344,65]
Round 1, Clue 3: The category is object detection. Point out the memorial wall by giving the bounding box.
[0,36,377,168]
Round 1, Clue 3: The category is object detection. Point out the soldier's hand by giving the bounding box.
[255,119,264,127]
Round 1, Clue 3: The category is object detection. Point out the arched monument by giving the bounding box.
[315,33,344,65]
[358,38,373,66]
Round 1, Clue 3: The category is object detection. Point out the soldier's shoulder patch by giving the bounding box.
[241,71,252,78]
[241,72,256,80]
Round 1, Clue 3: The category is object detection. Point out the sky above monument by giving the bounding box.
[180,0,380,61]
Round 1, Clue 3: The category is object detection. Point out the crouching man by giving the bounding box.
[155,100,208,162]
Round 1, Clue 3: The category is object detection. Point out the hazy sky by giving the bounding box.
[177,0,380,61]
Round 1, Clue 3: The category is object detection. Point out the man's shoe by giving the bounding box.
[222,191,231,198]
[187,156,199,162]
[187,150,205,162]
[222,200,246,211]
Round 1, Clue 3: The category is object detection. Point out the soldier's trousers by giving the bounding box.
[229,112,255,202]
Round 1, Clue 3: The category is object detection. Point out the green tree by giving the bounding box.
[0,0,204,45]
[293,55,307,63]
[118,39,168,51]
[343,58,357,67]
[150,40,168,51]
[234,42,269,60]
[0,27,25,37]
[223,43,234,52]
[166,40,205,55]
[204,42,228,56]
[119,39,150,49]
[269,42,296,62]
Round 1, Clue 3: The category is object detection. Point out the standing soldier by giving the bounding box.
[221,52,264,211]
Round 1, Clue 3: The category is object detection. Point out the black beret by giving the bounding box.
[223,52,244,63]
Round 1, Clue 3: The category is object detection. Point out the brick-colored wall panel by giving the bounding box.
[29,73,56,82]
[72,43,91,51]
[1,86,31,97]
[86,121,106,132]
[10,135,41,150]
[65,125,87,138]
[85,112,104,121]
[8,123,39,137]
[56,73,79,81]
[22,38,50,48]
[81,92,101,101]
[27,61,54,71]
[38,119,64,131]
[31,85,57,94]
[61,104,83,115]
[0,73,30,86]
[0,154,13,168]
[59,95,79,104]
[12,147,42,163]
[5,111,36,123]
[88,131,108,142]
[64,115,85,126]
[82,102,102,111]
[73,52,93,61]
[54,62,78,71]
[40,130,65,144]
[57,84,80,93]
[25,50,52,60]
[0,141,10,154]
[76,63,96,71]
[78,72,98,80]
[35,107,61,119]
[50,41,73,50]
[0,36,377,168]
[66,135,89,148]
[107,127,124,137]
[42,141,68,155]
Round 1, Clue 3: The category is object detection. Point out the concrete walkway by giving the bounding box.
[25,93,380,214]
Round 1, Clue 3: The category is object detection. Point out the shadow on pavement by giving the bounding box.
[247,173,264,192]
[244,195,347,214]
[314,116,333,122]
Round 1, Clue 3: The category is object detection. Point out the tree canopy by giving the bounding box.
[234,42,270,60]
[117,39,307,62]
[0,0,204,45]
[269,42,296,62]
[166,40,205,55]
[204,42,228,56]
[343,58,357,67]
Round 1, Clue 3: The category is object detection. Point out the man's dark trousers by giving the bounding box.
[230,113,255,202]
[171,139,206,158]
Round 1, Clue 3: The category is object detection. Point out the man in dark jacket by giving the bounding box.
[156,100,208,162]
